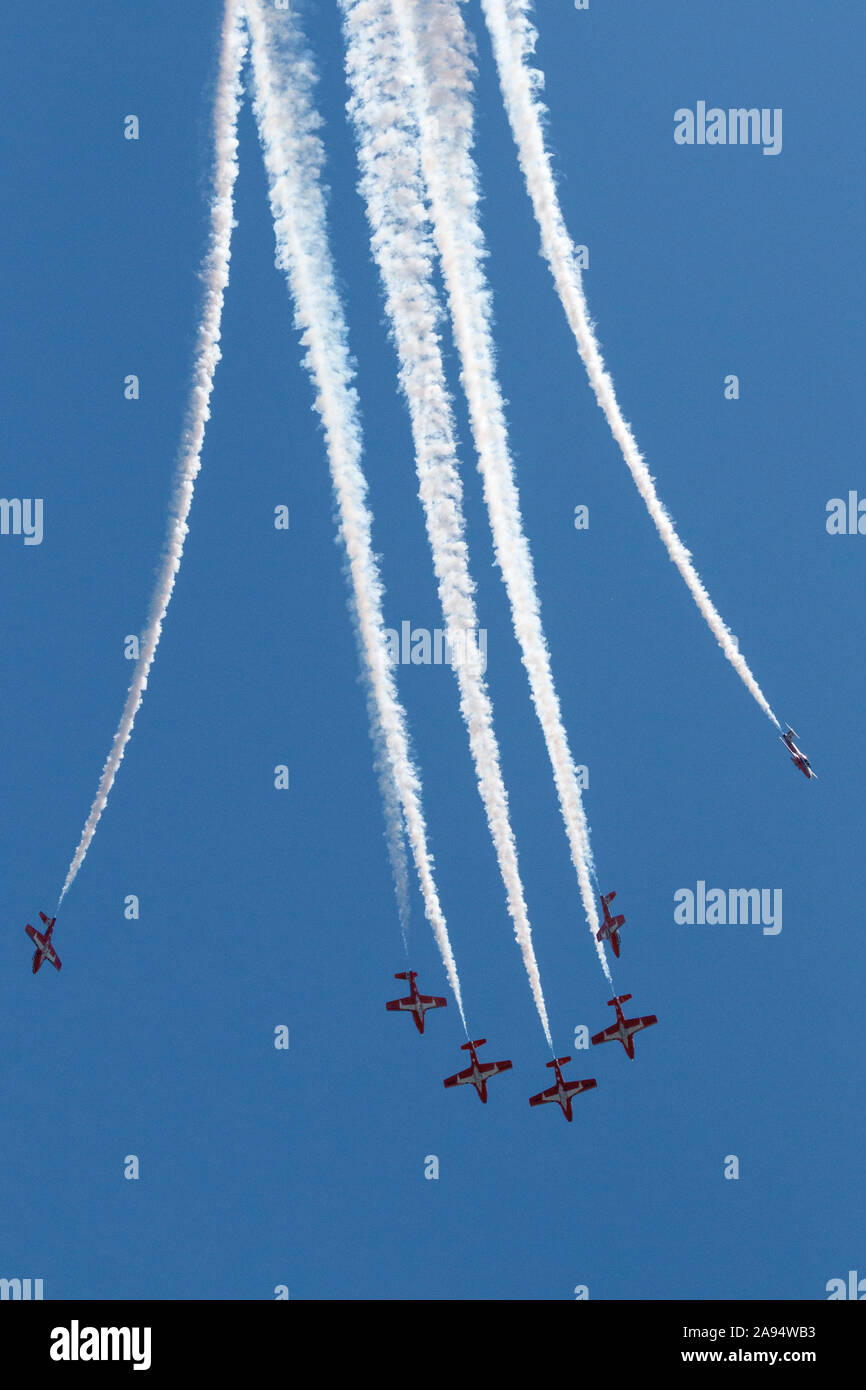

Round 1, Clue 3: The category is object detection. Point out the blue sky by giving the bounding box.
[1,0,863,1300]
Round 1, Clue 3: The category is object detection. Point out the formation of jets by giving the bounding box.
[20,730,812,1125]
[382,725,813,1120]
[25,912,61,974]
[386,938,659,1119]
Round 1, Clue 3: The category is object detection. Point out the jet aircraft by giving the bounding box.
[780,727,817,780]
[385,971,447,1034]
[25,912,62,974]
[529,1056,597,1121]
[596,890,626,958]
[591,994,657,1059]
[443,1039,512,1103]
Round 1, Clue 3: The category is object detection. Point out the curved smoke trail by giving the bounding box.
[481,0,780,729]
[59,0,249,905]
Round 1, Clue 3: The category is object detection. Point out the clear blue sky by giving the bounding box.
[1,0,863,1300]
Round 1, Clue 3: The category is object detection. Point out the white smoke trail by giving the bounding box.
[58,0,249,906]
[340,0,555,1046]
[368,687,413,949]
[392,0,612,983]
[481,0,780,730]
[245,1,466,1020]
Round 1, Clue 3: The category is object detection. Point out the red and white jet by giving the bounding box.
[591,994,657,1059]
[25,912,62,975]
[529,1056,597,1121]
[596,890,626,958]
[780,726,817,780]
[443,1039,512,1103]
[385,971,447,1034]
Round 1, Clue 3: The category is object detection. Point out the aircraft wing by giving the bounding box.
[591,1024,618,1046]
[25,925,39,946]
[529,1083,558,1107]
[635,1014,658,1031]
[385,996,411,1012]
[564,1078,597,1097]
[418,994,447,1011]
[481,1060,513,1079]
[443,1065,473,1089]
